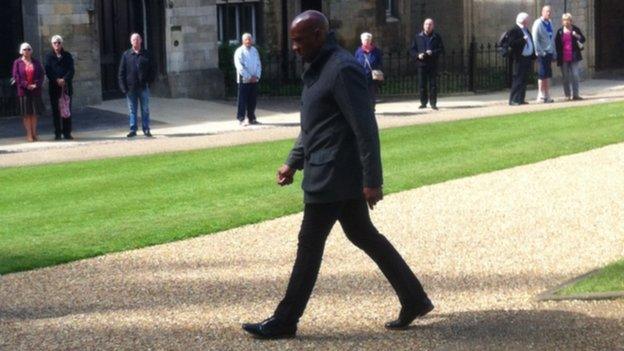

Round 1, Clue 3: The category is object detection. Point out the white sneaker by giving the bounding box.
[239,118,249,126]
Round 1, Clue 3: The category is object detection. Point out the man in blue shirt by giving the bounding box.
[532,5,557,103]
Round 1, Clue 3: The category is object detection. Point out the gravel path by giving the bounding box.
[1,142,623,350]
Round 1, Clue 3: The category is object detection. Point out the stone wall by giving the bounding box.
[164,0,224,99]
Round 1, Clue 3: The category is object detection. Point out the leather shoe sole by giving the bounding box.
[385,300,434,330]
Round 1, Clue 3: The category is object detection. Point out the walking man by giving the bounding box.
[118,33,155,137]
[234,33,262,126]
[242,10,433,340]
[532,5,557,103]
[508,12,536,106]
[410,18,444,110]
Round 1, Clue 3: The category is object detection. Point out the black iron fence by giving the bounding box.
[221,42,517,98]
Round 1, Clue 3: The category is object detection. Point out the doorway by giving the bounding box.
[595,0,624,70]
[301,0,322,12]
[97,0,166,100]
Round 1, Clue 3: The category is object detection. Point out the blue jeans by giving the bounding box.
[126,88,150,133]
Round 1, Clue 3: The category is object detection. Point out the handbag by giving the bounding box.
[364,54,384,81]
[59,86,71,118]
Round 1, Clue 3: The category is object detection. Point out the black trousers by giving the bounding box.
[274,198,428,324]
[509,56,533,104]
[236,82,258,122]
[418,65,438,107]
[49,86,72,137]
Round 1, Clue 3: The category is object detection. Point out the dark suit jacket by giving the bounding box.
[555,25,586,66]
[45,50,75,96]
[118,48,155,94]
[286,32,383,204]
[409,31,444,68]
[508,26,536,60]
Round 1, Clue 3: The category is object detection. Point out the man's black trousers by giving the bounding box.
[49,85,72,138]
[418,65,438,107]
[237,82,258,122]
[509,56,533,104]
[274,198,428,324]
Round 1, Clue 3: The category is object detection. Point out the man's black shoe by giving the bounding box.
[431,106,438,110]
[418,105,427,109]
[248,119,260,125]
[520,101,529,105]
[127,131,137,138]
[144,131,153,137]
[54,135,62,141]
[64,135,74,140]
[385,299,434,330]
[242,317,297,339]
[509,102,521,106]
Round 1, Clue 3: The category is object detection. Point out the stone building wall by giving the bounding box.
[164,0,223,99]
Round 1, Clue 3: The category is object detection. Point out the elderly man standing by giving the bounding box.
[242,11,433,340]
[410,18,444,110]
[118,33,155,138]
[234,33,262,126]
[532,5,557,103]
[508,12,536,106]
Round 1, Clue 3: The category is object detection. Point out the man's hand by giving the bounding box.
[277,164,295,186]
[363,187,383,210]
[418,53,425,60]
[249,76,259,83]
[426,49,433,56]
[57,78,65,87]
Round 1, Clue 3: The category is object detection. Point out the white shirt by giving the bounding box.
[519,25,534,57]
[234,45,262,83]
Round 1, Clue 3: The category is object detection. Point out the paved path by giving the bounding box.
[1,79,624,167]
[1,143,623,350]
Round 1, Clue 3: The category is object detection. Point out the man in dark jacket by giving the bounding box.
[118,33,155,137]
[508,12,536,105]
[45,35,74,140]
[410,18,444,110]
[242,10,432,340]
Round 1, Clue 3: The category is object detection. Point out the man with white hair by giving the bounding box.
[532,5,557,103]
[508,12,536,105]
[234,33,262,126]
[118,33,155,137]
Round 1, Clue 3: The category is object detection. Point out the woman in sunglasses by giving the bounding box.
[12,42,45,142]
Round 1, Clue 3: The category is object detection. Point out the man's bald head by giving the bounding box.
[290,10,330,62]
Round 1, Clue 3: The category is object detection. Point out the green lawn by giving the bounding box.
[558,260,624,296]
[2,102,624,274]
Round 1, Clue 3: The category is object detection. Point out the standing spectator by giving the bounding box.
[12,43,45,142]
[118,33,155,138]
[555,13,586,100]
[45,35,75,140]
[508,12,535,106]
[234,33,262,126]
[410,18,444,110]
[242,11,432,340]
[532,5,557,103]
[354,32,383,110]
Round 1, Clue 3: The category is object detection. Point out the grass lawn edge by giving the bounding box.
[537,266,624,302]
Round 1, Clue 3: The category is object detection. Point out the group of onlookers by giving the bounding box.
[507,6,586,105]
[12,36,74,142]
[11,33,154,142]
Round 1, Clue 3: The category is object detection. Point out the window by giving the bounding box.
[385,0,398,20]
[217,2,258,45]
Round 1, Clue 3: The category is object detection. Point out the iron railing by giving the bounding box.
[221,41,517,98]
